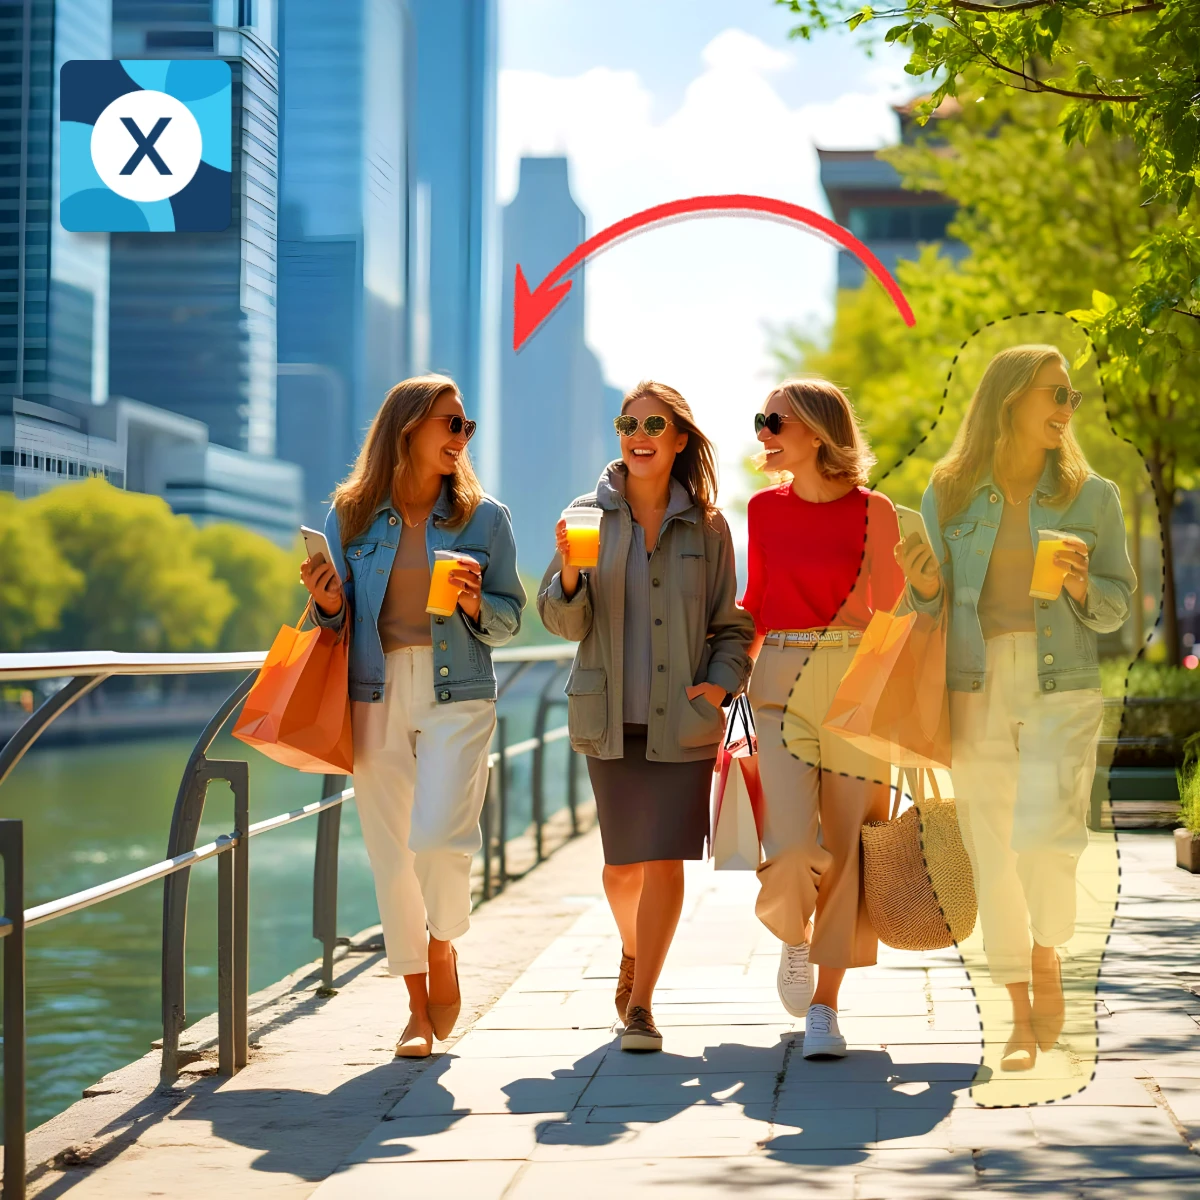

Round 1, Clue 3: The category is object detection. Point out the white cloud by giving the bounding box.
[497,29,911,497]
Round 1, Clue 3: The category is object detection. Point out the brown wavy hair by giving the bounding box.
[621,380,719,515]
[753,377,876,486]
[333,374,483,544]
[932,346,1090,522]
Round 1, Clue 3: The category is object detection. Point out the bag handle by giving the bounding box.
[891,766,944,821]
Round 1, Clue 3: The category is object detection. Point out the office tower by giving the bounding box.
[276,0,407,525]
[500,156,623,572]
[819,96,965,289]
[408,0,500,487]
[108,0,278,456]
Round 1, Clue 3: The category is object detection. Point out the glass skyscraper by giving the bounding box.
[276,0,407,524]
[108,0,279,456]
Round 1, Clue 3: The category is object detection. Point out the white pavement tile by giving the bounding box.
[532,1111,774,1160]
[776,1078,968,1110]
[1028,1103,1187,1147]
[313,1159,522,1199]
[578,1069,779,1110]
[450,1028,618,1060]
[347,1111,569,1163]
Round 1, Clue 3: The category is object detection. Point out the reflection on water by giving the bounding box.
[2,675,571,1130]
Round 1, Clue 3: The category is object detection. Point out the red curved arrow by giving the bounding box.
[512,192,916,351]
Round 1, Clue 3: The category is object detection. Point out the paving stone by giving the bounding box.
[312,1160,522,1199]
[347,1111,568,1164]
[386,1054,600,1116]
[577,1069,779,1110]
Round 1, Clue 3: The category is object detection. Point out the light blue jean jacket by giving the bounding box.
[913,460,1134,694]
[316,485,526,704]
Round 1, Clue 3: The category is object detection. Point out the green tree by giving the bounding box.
[0,492,83,651]
[195,523,308,651]
[28,478,234,652]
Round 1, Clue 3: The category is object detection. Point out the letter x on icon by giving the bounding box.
[119,116,172,175]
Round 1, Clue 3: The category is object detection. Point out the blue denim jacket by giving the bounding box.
[316,485,526,704]
[914,461,1134,694]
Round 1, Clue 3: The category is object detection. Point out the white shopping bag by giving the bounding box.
[710,748,763,871]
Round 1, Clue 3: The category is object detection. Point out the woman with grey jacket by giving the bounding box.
[538,380,755,1053]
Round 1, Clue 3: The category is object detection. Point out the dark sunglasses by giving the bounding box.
[614,414,674,437]
[754,412,800,436]
[1030,385,1083,411]
[430,414,477,441]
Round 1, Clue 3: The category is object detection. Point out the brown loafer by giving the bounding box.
[428,944,461,1041]
[620,1005,662,1053]
[616,952,635,1024]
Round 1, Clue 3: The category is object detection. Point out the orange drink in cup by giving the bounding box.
[1029,529,1073,601]
[427,550,475,616]
[562,507,602,568]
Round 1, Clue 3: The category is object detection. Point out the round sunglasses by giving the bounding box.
[754,412,801,436]
[614,414,675,437]
[1029,385,1083,411]
[428,414,477,441]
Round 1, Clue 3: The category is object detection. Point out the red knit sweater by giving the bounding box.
[741,484,906,635]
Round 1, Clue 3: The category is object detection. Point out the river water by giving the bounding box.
[1,671,572,1131]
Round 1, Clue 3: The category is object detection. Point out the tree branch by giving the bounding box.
[1172,307,1200,322]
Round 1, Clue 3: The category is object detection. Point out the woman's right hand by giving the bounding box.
[300,556,344,616]
[555,518,581,598]
[893,535,941,601]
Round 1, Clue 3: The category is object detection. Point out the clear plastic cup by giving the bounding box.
[427,550,477,616]
[1029,529,1072,601]
[562,507,602,568]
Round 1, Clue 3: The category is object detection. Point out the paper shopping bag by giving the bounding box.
[821,603,951,770]
[233,605,354,773]
[709,746,764,870]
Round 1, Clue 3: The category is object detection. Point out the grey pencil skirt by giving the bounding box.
[586,725,717,865]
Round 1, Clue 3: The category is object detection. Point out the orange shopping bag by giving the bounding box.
[232,604,354,773]
[821,601,951,770]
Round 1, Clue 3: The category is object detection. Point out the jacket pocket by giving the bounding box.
[566,666,608,743]
[677,692,725,750]
[678,551,705,598]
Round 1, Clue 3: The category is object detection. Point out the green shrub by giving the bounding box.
[1099,660,1200,701]
[1178,733,1200,834]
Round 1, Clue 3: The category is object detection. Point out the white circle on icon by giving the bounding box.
[90,89,203,203]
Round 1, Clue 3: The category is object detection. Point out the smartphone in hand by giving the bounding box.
[300,525,332,567]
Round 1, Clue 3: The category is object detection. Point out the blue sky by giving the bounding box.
[497,0,915,495]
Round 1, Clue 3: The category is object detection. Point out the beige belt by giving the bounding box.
[762,628,864,649]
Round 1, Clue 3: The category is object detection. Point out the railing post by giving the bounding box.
[496,716,509,887]
[313,775,345,993]
[1,820,26,1200]
[566,735,579,838]
[212,759,249,1076]
[481,752,496,902]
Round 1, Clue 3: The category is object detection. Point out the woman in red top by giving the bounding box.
[744,377,904,1059]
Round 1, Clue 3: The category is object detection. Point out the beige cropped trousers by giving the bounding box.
[351,646,496,976]
[750,640,892,969]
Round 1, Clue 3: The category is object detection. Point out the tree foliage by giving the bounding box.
[0,492,83,651]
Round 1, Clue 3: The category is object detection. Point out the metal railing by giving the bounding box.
[0,643,580,1200]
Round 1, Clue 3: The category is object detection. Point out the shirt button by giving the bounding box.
[436,617,445,624]
[976,548,984,555]
[656,707,664,716]
[657,664,665,672]
[1043,626,1052,637]
[438,641,447,650]
[372,690,380,699]
[440,690,450,701]
[652,578,661,587]
[1039,601,1049,609]
[654,618,662,626]
[1045,679,1056,691]
[989,493,998,503]
[388,516,397,525]
[971,680,981,691]
[439,666,450,677]
[357,615,363,622]
[1043,653,1054,665]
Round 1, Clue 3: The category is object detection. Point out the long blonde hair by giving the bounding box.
[932,346,1090,521]
[622,380,719,515]
[333,374,483,543]
[755,377,876,486]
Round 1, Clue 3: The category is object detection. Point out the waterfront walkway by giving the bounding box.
[19,827,1200,1198]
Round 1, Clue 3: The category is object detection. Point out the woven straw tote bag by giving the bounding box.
[861,768,977,951]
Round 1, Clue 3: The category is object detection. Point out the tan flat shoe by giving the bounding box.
[395,1019,432,1058]
[1000,1022,1037,1072]
[428,944,461,1041]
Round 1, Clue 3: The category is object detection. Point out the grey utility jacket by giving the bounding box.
[538,463,755,762]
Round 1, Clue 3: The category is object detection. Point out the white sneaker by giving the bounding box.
[802,1003,847,1059]
[776,941,814,1017]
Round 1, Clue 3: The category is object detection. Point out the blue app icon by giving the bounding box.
[59,60,232,233]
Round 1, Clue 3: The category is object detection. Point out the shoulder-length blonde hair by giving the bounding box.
[622,380,719,516]
[931,345,1090,522]
[333,373,484,544]
[756,377,875,486]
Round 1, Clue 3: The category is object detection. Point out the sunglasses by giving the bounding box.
[1030,385,1083,411]
[754,412,800,436]
[614,414,675,437]
[429,414,477,441]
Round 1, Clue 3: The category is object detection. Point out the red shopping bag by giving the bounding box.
[709,743,765,870]
[821,602,951,770]
[232,604,354,773]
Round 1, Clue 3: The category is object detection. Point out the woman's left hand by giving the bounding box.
[686,682,727,708]
[1056,537,1090,604]
[449,558,483,621]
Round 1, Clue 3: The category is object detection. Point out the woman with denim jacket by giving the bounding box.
[538,381,755,1053]
[301,374,525,1058]
[896,345,1134,1073]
